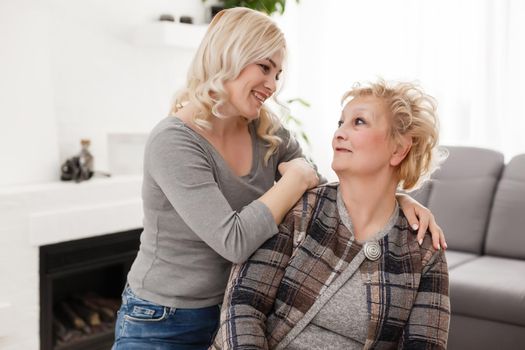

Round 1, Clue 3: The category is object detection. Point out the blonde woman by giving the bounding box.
[214,80,450,349]
[112,8,445,350]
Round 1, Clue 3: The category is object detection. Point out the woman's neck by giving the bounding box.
[338,174,398,242]
[175,103,248,140]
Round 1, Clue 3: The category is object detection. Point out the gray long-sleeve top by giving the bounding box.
[127,116,307,308]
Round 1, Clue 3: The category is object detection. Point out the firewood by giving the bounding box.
[72,294,117,322]
[81,298,116,322]
[58,301,92,334]
[54,325,82,346]
[83,293,121,312]
[53,316,72,343]
[70,299,101,326]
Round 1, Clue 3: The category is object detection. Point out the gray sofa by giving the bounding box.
[409,146,525,349]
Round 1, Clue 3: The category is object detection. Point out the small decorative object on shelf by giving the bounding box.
[60,139,108,182]
[79,139,94,180]
[158,14,175,22]
[179,16,194,24]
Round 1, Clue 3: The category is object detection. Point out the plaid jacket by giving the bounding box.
[212,183,450,349]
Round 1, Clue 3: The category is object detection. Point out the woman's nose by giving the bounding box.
[264,76,276,94]
[334,128,347,140]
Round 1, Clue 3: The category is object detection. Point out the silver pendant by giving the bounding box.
[363,241,381,261]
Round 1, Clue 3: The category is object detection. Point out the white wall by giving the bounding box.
[0,0,60,186]
[0,0,211,187]
[49,0,205,175]
[290,0,525,181]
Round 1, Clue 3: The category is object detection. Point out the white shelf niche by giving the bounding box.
[132,21,208,49]
[0,302,12,336]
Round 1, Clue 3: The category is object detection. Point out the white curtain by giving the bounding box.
[282,0,525,177]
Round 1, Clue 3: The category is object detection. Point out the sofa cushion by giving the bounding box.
[406,182,432,206]
[432,146,503,178]
[484,154,525,259]
[445,250,478,269]
[429,179,499,254]
[448,314,525,350]
[449,256,525,327]
[426,146,504,254]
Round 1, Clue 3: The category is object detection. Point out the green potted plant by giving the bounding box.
[205,0,299,17]
[222,0,298,15]
[280,98,312,157]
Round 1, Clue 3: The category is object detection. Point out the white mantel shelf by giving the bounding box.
[0,175,143,246]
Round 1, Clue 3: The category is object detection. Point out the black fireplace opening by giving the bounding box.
[40,229,141,350]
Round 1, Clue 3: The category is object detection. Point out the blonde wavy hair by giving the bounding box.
[342,79,446,191]
[171,7,285,164]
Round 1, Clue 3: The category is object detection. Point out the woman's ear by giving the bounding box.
[390,134,412,167]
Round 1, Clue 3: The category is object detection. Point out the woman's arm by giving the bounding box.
[259,158,318,224]
[212,211,296,349]
[401,242,450,349]
[257,126,323,224]
[148,126,315,264]
[397,194,447,250]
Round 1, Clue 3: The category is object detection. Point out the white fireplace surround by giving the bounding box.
[0,175,142,350]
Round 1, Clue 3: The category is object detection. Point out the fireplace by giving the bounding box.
[39,229,141,350]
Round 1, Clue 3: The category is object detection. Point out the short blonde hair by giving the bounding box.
[172,7,286,164]
[342,79,445,191]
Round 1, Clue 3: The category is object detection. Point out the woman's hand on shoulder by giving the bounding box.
[278,158,319,190]
[397,194,447,251]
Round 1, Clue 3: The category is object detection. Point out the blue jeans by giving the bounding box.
[112,285,220,350]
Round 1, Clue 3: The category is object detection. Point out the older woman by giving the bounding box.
[213,80,450,349]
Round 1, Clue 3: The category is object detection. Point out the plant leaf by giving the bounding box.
[301,132,310,145]
[286,98,311,107]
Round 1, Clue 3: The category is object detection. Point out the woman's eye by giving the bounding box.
[337,120,344,128]
[258,64,270,74]
[354,117,366,125]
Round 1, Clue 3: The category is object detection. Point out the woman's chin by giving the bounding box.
[243,110,261,121]
[331,164,343,175]
[331,159,346,173]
